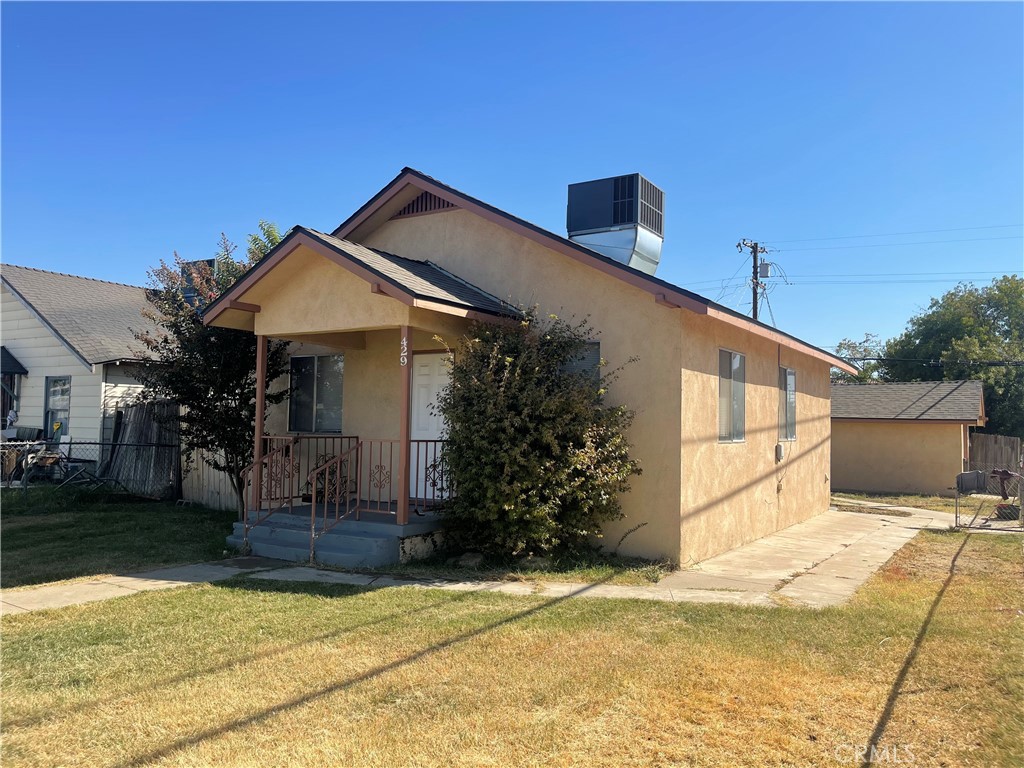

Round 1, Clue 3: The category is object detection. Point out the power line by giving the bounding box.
[841,357,1024,367]
[684,269,1017,288]
[777,235,1021,252]
[765,224,1023,244]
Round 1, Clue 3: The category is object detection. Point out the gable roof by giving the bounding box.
[831,380,986,424]
[1,264,153,366]
[208,167,855,373]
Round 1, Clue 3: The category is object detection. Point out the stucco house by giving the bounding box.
[0,265,152,445]
[206,168,855,566]
[831,380,987,497]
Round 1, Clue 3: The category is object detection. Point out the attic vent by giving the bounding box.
[390,191,457,220]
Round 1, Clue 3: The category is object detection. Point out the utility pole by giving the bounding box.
[736,239,768,321]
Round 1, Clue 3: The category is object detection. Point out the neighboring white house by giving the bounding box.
[0,264,153,444]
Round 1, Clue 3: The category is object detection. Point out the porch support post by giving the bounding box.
[397,325,412,525]
[253,334,268,513]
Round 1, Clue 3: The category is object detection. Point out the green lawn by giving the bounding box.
[2,530,1021,767]
[0,487,237,588]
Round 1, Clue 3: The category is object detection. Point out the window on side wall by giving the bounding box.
[561,341,601,383]
[718,350,745,442]
[45,376,71,439]
[288,355,344,433]
[779,367,796,441]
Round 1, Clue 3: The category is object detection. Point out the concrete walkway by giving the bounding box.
[0,557,280,616]
[252,508,955,609]
[1,508,959,616]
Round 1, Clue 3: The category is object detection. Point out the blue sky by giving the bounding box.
[2,1,1022,350]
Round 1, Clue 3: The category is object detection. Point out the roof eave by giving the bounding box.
[331,168,855,374]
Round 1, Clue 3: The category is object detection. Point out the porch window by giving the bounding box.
[45,376,71,440]
[718,350,745,442]
[288,355,344,433]
[779,367,797,441]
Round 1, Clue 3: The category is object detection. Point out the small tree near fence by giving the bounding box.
[436,311,641,556]
[134,223,290,513]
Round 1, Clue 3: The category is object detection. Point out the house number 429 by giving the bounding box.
[400,336,409,367]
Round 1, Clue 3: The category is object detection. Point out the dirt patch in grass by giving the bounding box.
[2,530,1021,767]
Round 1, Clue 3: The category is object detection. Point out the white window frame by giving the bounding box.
[44,376,71,440]
[779,367,797,441]
[718,349,745,443]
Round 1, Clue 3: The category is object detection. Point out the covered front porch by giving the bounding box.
[204,226,520,563]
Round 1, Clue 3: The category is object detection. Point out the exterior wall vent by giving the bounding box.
[566,173,664,275]
[390,191,457,220]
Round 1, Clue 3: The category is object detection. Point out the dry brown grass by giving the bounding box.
[2,531,1021,767]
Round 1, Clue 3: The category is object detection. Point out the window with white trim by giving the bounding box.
[45,376,71,439]
[718,350,745,442]
[779,367,796,441]
[288,355,344,433]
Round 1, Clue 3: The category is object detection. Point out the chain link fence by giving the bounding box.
[955,463,1023,531]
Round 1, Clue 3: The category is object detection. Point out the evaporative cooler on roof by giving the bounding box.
[566,173,665,275]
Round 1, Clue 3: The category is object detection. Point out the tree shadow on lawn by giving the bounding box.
[4,578,478,729]
[89,573,618,768]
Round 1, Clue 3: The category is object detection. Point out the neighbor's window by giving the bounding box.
[288,355,344,433]
[44,376,71,439]
[779,367,796,441]
[718,350,745,442]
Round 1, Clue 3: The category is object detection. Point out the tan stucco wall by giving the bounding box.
[363,209,685,561]
[226,206,836,564]
[832,420,968,496]
[677,312,833,564]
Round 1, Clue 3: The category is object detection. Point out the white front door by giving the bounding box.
[410,353,450,500]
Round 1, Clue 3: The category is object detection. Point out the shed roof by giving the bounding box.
[1,265,153,366]
[831,380,986,423]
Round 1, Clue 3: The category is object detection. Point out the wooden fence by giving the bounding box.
[970,433,1023,471]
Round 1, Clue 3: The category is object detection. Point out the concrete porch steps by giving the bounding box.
[226,507,442,567]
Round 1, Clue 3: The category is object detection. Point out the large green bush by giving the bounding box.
[436,312,640,555]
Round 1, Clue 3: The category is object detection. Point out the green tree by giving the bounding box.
[134,222,291,511]
[831,334,883,383]
[436,311,641,556]
[881,275,1024,438]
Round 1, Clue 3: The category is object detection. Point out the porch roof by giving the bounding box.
[204,227,523,327]
[301,228,522,318]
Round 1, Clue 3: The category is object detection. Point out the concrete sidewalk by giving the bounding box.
[1,508,957,616]
[0,557,280,616]
[252,508,955,609]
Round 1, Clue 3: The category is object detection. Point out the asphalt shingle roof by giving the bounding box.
[831,380,985,422]
[300,227,522,318]
[1,264,154,365]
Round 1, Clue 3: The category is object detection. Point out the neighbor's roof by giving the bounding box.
[1,346,28,375]
[301,228,521,318]
[831,380,986,423]
[1,264,153,366]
